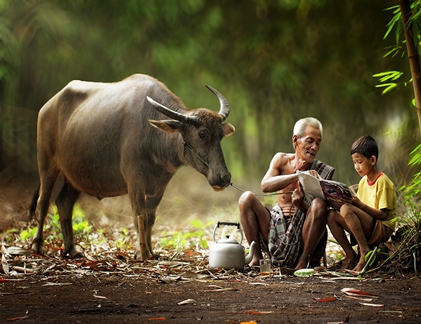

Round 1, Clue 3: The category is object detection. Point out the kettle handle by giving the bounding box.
[212,221,243,243]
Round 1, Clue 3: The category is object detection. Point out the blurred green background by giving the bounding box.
[0,0,419,225]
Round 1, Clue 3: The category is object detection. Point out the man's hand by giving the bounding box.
[292,181,307,212]
[307,170,321,179]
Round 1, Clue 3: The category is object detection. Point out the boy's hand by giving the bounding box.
[342,194,363,208]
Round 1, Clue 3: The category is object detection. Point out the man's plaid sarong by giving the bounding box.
[268,160,335,268]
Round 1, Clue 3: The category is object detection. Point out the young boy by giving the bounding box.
[327,135,396,273]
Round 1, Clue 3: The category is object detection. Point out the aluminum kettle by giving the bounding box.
[208,221,256,271]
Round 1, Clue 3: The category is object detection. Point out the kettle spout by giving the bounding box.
[244,241,256,265]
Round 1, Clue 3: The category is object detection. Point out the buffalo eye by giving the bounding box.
[199,130,209,141]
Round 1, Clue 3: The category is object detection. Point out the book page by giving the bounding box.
[297,171,324,199]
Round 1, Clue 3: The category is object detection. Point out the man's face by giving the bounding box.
[294,125,322,162]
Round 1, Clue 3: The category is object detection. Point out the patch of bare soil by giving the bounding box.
[1,265,421,323]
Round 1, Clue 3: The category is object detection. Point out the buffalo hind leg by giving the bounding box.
[31,169,59,253]
[55,182,82,258]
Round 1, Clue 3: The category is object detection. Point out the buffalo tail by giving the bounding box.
[28,185,40,220]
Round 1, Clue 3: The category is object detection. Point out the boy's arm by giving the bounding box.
[351,196,389,220]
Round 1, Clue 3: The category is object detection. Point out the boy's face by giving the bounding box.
[351,152,376,177]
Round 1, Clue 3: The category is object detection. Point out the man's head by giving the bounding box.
[293,117,323,139]
[292,117,323,163]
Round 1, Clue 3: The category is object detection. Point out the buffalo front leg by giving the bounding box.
[129,189,148,261]
[55,182,82,258]
[145,191,165,257]
[136,214,146,261]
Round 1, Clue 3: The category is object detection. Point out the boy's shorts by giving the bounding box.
[367,219,394,245]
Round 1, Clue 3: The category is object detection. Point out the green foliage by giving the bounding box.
[400,144,421,226]
[115,228,131,250]
[18,203,92,248]
[374,1,421,98]
[373,71,404,94]
[1,0,417,186]
[159,219,211,251]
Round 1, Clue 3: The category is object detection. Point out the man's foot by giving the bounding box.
[248,254,263,267]
[294,260,308,270]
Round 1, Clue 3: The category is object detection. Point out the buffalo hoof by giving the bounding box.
[134,250,155,262]
[63,246,84,259]
[31,241,42,254]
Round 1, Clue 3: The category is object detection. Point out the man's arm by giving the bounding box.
[261,153,298,193]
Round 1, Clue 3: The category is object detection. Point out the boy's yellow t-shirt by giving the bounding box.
[356,173,397,231]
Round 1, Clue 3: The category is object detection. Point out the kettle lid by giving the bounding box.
[216,235,239,244]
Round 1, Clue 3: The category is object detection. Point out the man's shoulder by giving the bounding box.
[272,152,294,164]
[273,152,295,159]
[310,159,335,180]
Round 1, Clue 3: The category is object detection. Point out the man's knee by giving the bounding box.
[238,191,256,208]
[309,198,328,219]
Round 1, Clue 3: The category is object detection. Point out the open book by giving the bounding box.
[297,171,352,211]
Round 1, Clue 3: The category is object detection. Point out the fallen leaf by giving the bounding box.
[42,282,72,286]
[93,294,108,299]
[177,298,197,305]
[359,302,384,307]
[161,275,181,283]
[12,266,35,273]
[344,295,373,302]
[4,315,30,322]
[317,296,337,302]
[205,287,239,292]
[341,288,378,297]
[1,253,10,275]
[0,278,25,283]
[147,317,166,321]
[6,247,31,256]
[245,310,273,314]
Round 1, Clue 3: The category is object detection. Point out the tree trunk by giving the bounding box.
[399,0,421,133]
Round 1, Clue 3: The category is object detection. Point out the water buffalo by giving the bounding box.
[29,74,235,261]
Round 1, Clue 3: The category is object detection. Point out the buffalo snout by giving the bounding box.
[210,171,231,191]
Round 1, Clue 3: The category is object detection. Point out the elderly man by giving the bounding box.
[239,117,334,270]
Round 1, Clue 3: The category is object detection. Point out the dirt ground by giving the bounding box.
[1,172,421,324]
[1,266,421,323]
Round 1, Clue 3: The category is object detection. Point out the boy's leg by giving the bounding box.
[340,204,374,272]
[327,209,358,269]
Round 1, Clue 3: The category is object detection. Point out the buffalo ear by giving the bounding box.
[223,123,235,137]
[149,119,184,133]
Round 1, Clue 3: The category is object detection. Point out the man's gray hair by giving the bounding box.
[293,117,323,138]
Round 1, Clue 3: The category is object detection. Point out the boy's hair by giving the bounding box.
[351,135,378,159]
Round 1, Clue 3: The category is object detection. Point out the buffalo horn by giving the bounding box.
[205,85,230,120]
[146,96,199,125]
